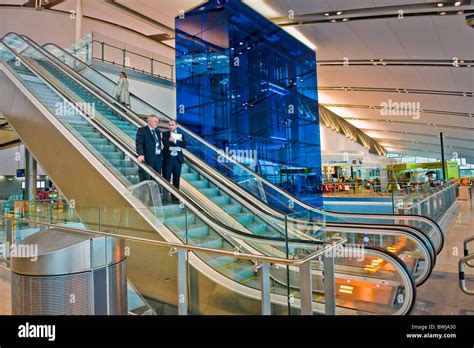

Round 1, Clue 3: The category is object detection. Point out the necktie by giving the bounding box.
[151,129,160,155]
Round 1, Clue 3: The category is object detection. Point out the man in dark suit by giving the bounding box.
[136,115,163,181]
[163,119,185,190]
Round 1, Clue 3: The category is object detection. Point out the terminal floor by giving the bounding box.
[0,265,11,315]
[412,200,474,315]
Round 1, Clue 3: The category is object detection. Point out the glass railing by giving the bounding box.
[65,32,175,81]
[393,182,459,222]
[1,205,417,315]
[288,209,435,286]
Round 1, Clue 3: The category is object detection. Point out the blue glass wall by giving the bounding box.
[176,0,322,206]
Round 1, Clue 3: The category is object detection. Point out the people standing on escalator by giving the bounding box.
[163,119,186,193]
[136,115,163,181]
[116,72,131,108]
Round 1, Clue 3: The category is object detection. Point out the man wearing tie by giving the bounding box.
[136,115,163,181]
[163,119,185,190]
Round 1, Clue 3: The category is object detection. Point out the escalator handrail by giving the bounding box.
[39,39,445,245]
[184,148,444,255]
[326,222,435,286]
[326,221,436,265]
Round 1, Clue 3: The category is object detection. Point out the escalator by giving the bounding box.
[0,34,418,315]
[16,34,442,287]
[39,36,444,254]
[6,32,437,287]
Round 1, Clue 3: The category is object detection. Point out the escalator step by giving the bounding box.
[194,236,224,249]
[181,173,199,181]
[210,195,231,205]
[119,167,139,176]
[176,224,209,239]
[221,204,242,215]
[236,213,254,225]
[199,188,220,197]
[208,256,238,268]
[189,180,209,189]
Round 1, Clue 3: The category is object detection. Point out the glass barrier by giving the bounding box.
[65,32,174,81]
[1,212,416,315]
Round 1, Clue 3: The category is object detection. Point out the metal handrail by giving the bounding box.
[463,236,474,267]
[459,253,474,295]
[69,32,174,80]
[0,215,345,267]
[395,182,458,210]
[91,39,174,67]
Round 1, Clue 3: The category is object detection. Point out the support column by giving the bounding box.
[440,132,446,182]
[75,0,83,42]
[25,149,37,205]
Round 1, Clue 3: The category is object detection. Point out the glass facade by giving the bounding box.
[176,0,322,206]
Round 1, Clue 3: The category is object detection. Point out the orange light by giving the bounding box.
[339,285,353,294]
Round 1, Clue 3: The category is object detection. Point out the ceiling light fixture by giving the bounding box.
[336,11,343,15]
[454,1,462,6]
[437,2,444,7]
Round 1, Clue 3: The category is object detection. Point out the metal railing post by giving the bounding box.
[459,254,474,295]
[177,248,188,315]
[6,217,13,246]
[261,262,271,315]
[323,253,336,315]
[299,260,313,315]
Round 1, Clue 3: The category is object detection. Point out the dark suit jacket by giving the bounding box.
[136,126,163,164]
[162,130,186,164]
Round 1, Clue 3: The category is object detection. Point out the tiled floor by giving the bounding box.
[412,200,474,315]
[0,265,11,315]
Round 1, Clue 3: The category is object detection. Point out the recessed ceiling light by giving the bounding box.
[336,11,343,15]
[342,18,349,22]
[457,10,464,14]
[331,19,337,22]
[454,1,462,6]
[324,13,330,16]
[437,2,444,7]
[439,11,446,15]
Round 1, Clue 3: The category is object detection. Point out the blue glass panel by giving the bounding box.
[176,0,322,207]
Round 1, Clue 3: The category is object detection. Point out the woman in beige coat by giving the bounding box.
[116,72,131,107]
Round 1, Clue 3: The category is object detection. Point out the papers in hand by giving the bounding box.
[171,133,183,142]
[169,146,181,157]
